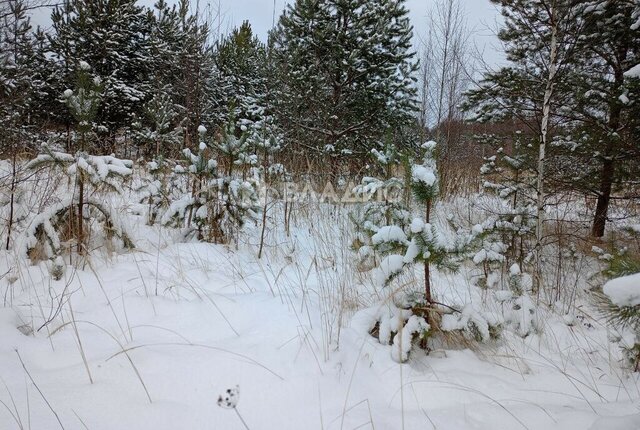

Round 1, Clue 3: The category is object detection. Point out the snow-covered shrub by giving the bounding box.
[476,132,538,288]
[597,273,640,370]
[351,143,410,270]
[354,141,497,362]
[23,63,134,261]
[136,158,176,226]
[488,263,539,338]
[22,193,134,261]
[163,121,260,243]
[508,294,540,337]
[360,305,430,363]
[441,305,503,343]
[595,239,640,370]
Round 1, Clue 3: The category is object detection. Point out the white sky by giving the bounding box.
[32,0,504,65]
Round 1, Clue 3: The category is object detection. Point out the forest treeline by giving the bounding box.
[1,0,639,237]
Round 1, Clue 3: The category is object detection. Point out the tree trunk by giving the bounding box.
[535,4,558,291]
[591,70,623,237]
[5,150,17,250]
[424,200,432,304]
[77,179,84,254]
[591,157,614,237]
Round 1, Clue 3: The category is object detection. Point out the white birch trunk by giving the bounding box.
[535,4,559,291]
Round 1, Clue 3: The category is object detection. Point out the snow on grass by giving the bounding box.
[0,186,639,429]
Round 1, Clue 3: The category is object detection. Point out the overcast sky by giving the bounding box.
[33,0,504,65]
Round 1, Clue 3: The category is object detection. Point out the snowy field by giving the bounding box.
[1,174,639,430]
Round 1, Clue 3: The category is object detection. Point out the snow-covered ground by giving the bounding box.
[1,187,639,430]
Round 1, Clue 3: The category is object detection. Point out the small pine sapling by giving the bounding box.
[360,141,497,362]
[472,132,543,336]
[163,121,260,244]
[478,131,538,270]
[213,120,261,243]
[136,157,175,226]
[163,126,218,239]
[24,62,134,262]
[594,237,640,371]
[351,143,410,270]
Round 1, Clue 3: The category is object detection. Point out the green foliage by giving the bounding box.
[594,235,640,370]
[271,0,418,155]
[49,0,152,134]
[63,63,102,137]
[604,253,640,280]
[163,120,261,244]
[215,21,268,133]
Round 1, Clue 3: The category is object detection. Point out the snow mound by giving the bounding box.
[411,165,436,186]
[603,273,640,307]
[371,225,407,245]
[624,63,640,78]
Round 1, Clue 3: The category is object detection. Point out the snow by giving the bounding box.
[376,254,405,285]
[510,263,521,275]
[391,315,429,362]
[411,164,436,186]
[421,140,437,150]
[197,125,207,134]
[588,414,640,430]
[624,63,640,78]
[410,217,425,233]
[1,173,639,430]
[371,225,407,245]
[473,242,505,264]
[603,273,640,307]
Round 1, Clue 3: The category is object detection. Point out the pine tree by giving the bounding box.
[559,1,640,237]
[0,0,39,151]
[0,0,49,250]
[25,63,134,260]
[465,0,640,238]
[475,131,538,284]
[464,0,586,293]
[137,92,183,157]
[163,121,260,244]
[215,21,269,135]
[356,141,497,361]
[171,0,220,148]
[49,0,153,141]
[271,0,418,158]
